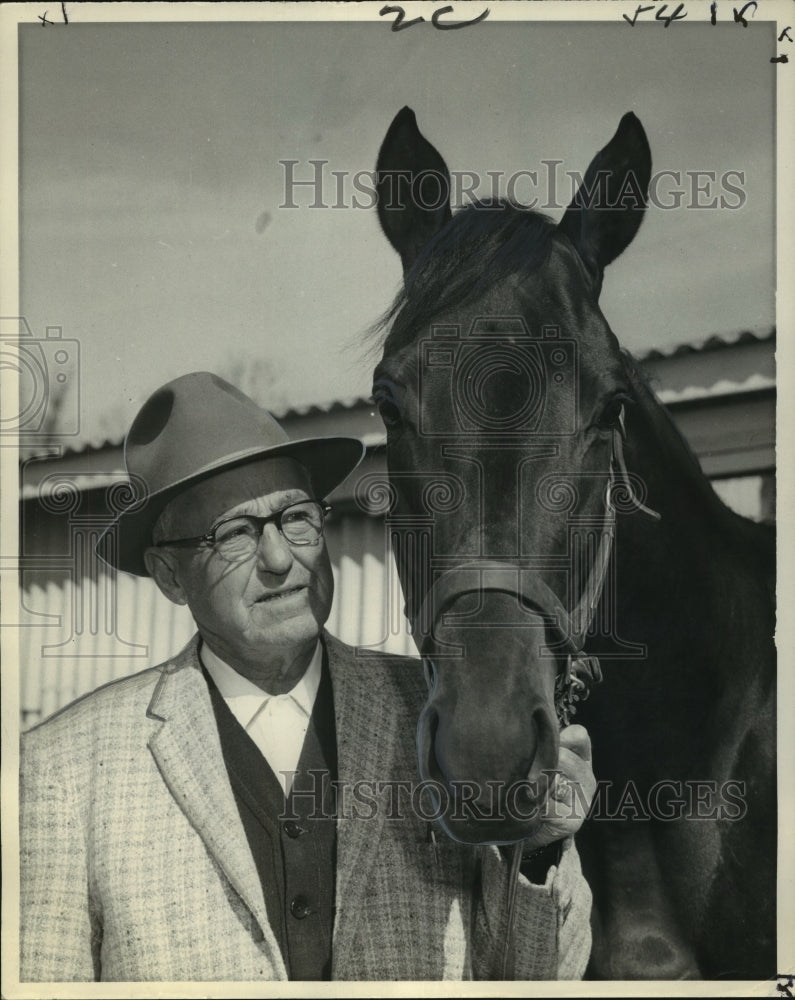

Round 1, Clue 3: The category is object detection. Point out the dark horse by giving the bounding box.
[368,108,776,979]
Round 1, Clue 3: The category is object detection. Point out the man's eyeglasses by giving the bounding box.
[155,500,332,561]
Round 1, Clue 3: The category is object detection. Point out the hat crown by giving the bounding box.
[102,371,364,576]
[125,372,289,491]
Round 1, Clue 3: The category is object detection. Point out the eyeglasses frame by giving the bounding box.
[153,499,332,553]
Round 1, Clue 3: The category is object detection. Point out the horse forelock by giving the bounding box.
[372,201,558,357]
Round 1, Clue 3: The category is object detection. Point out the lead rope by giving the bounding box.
[499,413,661,978]
[500,842,525,980]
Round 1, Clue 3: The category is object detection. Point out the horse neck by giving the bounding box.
[614,364,775,652]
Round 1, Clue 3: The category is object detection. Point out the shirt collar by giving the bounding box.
[200,639,322,727]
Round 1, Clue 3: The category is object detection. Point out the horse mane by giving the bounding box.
[622,349,775,565]
[371,200,558,355]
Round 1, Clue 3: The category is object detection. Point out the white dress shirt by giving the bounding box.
[201,641,322,797]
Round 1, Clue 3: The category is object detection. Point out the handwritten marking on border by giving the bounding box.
[623,3,790,63]
[38,3,67,25]
[380,4,490,32]
[623,4,686,27]
[776,974,794,998]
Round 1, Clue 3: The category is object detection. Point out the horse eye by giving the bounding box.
[378,400,402,429]
[598,395,630,432]
[373,384,403,430]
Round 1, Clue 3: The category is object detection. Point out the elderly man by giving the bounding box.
[20,371,594,982]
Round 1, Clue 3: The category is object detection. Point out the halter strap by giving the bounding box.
[414,420,660,726]
[416,562,581,658]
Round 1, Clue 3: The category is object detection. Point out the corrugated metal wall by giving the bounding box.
[16,511,415,730]
[14,472,774,730]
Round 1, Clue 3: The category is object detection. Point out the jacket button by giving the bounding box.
[290,895,311,920]
[284,820,304,839]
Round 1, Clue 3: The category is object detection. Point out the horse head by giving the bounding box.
[372,108,653,846]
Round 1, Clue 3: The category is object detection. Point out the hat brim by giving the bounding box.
[98,436,366,577]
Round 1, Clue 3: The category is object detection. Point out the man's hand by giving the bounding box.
[533,724,596,847]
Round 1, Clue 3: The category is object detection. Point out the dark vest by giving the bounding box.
[203,651,338,980]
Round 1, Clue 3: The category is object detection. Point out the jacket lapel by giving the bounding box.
[325,633,402,971]
[146,635,287,979]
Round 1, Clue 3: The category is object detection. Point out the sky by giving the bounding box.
[15,10,777,445]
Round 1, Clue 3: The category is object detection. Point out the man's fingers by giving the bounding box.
[559,723,592,762]
[550,773,572,801]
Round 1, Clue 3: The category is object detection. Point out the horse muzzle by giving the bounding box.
[411,562,602,845]
[417,688,560,845]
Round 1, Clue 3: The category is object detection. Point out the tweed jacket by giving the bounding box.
[20,632,592,982]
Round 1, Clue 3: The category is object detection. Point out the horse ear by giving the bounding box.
[558,112,652,280]
[376,107,453,275]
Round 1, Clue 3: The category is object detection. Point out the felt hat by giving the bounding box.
[98,371,365,576]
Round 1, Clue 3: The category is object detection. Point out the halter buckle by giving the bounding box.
[554,653,603,727]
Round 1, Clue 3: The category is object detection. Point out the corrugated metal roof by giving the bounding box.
[279,395,369,420]
[18,437,120,463]
[17,396,376,462]
[639,327,774,361]
[17,328,775,461]
[640,328,776,405]
[656,372,774,405]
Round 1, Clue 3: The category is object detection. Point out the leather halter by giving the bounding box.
[415,411,660,726]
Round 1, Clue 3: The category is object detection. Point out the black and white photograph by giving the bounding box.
[1,1,793,994]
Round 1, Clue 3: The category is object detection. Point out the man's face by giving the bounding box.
[149,458,334,680]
